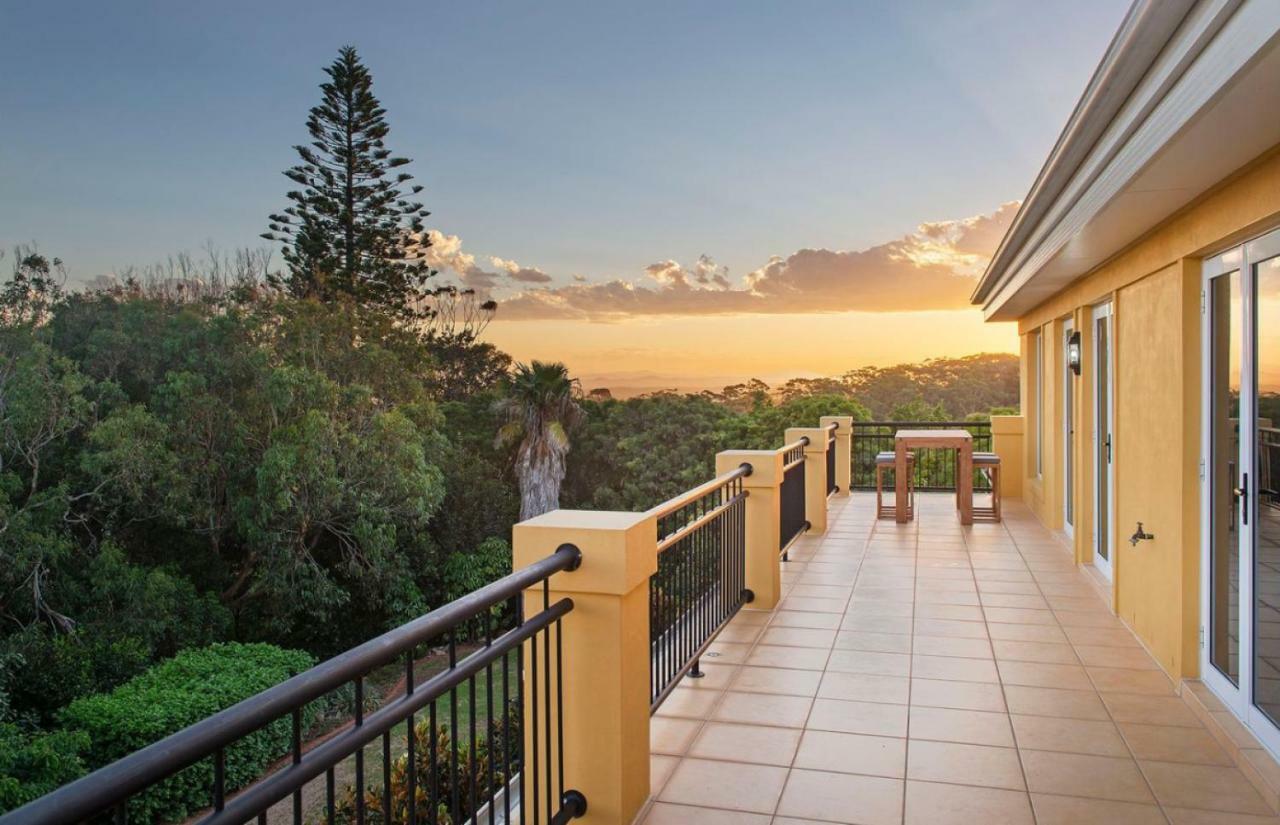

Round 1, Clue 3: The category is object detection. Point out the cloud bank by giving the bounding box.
[425,201,1019,320]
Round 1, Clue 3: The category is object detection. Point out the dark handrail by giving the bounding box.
[656,489,749,553]
[647,463,752,521]
[2,544,583,825]
[781,437,808,454]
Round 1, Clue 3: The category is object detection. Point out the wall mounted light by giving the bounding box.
[1067,330,1082,375]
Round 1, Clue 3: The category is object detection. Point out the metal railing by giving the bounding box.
[851,421,993,492]
[2,545,588,825]
[647,465,751,711]
[825,422,838,496]
[779,439,808,560]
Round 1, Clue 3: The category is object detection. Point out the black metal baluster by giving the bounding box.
[428,693,438,825]
[555,615,566,812]
[213,748,225,813]
[469,668,478,823]
[355,676,365,825]
[449,632,459,825]
[326,766,335,825]
[382,730,391,825]
[529,621,540,825]
[486,619,495,825]
[502,614,512,825]
[407,649,417,825]
[516,597,527,825]
[542,581,553,825]
[292,708,303,825]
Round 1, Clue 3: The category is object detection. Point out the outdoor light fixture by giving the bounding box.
[1067,331,1082,375]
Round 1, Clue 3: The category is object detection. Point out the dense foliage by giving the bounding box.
[0,251,1016,817]
[59,643,316,822]
[0,722,87,813]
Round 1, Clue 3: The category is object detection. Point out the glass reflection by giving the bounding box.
[1211,271,1241,686]
[1255,256,1280,721]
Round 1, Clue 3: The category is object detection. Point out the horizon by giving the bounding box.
[1,1,1130,385]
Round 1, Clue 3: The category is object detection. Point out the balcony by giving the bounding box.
[6,418,1277,825]
[644,492,1277,823]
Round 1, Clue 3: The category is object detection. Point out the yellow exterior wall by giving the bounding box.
[1004,145,1280,679]
[1112,264,1195,676]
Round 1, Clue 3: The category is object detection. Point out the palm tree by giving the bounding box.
[495,361,585,520]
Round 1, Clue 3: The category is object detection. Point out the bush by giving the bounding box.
[59,643,317,823]
[0,722,89,813]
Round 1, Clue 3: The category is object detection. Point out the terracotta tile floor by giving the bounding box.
[640,492,1280,824]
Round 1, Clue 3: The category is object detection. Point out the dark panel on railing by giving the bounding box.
[825,432,837,496]
[851,421,993,492]
[780,441,808,559]
[2,547,588,825]
[649,468,750,712]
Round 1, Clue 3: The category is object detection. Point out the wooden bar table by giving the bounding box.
[894,429,974,525]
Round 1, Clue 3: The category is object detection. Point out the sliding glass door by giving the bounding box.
[1064,319,1075,538]
[1203,226,1280,749]
[1093,303,1114,580]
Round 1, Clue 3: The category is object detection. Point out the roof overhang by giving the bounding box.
[973,0,1280,321]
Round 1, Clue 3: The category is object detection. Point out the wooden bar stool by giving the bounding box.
[875,450,915,520]
[972,451,1001,522]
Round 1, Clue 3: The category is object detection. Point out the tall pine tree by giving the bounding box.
[264,46,433,317]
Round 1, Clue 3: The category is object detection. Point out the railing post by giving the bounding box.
[785,427,830,535]
[513,510,657,825]
[820,415,854,496]
[716,450,783,609]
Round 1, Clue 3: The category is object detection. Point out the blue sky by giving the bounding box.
[0,1,1129,387]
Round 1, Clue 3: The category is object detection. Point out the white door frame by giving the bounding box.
[1092,303,1114,581]
[1200,245,1248,716]
[1063,318,1075,539]
[1200,226,1280,756]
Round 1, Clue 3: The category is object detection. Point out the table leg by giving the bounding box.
[895,441,908,523]
[959,443,973,525]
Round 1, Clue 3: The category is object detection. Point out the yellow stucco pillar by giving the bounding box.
[820,415,854,496]
[716,449,783,609]
[512,510,657,825]
[991,415,1025,500]
[785,427,829,535]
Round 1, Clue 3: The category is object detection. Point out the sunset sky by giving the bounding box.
[0,0,1129,393]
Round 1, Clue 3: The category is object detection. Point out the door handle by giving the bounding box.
[1105,435,1112,463]
[1234,472,1249,525]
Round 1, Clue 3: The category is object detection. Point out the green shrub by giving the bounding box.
[0,722,89,813]
[59,642,317,823]
[330,708,520,825]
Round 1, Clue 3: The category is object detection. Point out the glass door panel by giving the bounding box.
[1210,269,1243,686]
[1254,254,1280,724]
[1094,304,1113,579]
[1064,321,1075,535]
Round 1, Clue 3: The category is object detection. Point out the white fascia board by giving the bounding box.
[983,0,1278,319]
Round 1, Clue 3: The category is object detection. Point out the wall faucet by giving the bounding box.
[1129,522,1155,546]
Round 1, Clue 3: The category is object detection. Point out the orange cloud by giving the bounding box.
[426,201,1019,321]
